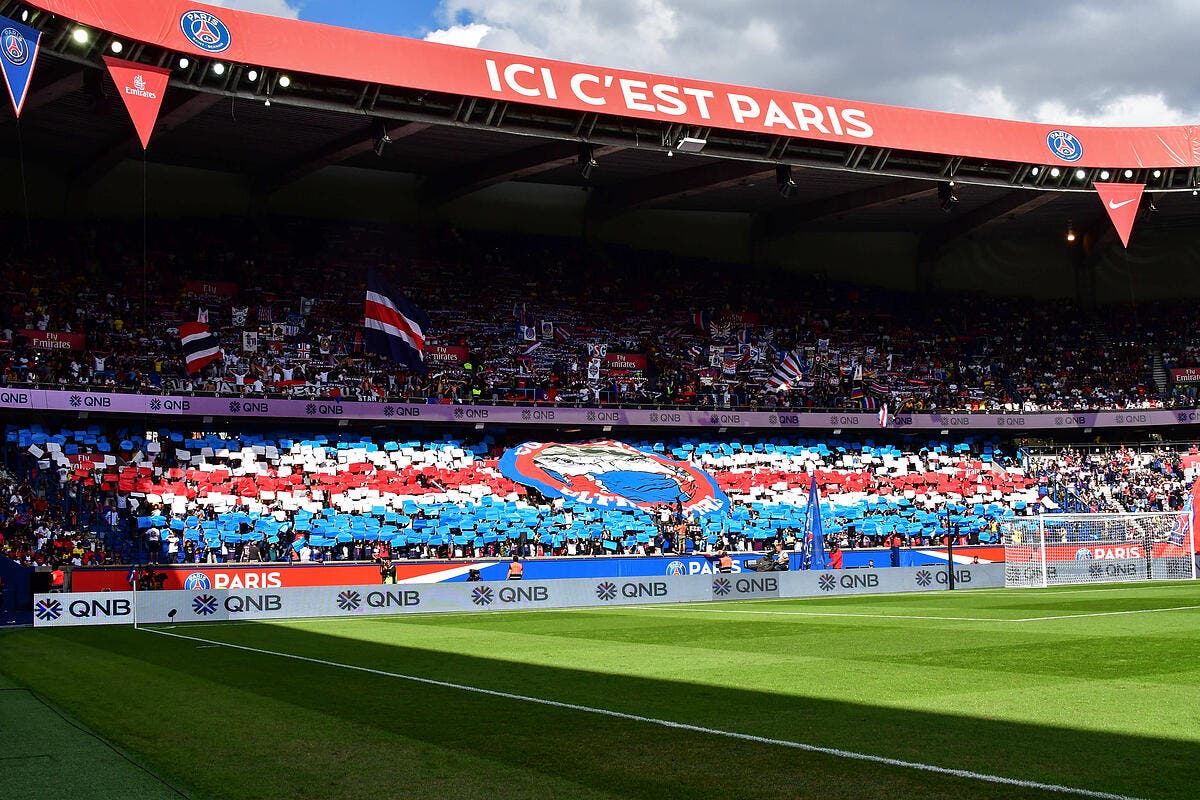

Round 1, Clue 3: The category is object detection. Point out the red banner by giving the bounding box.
[184,280,240,299]
[69,562,483,592]
[425,344,471,365]
[603,352,648,370]
[103,56,169,149]
[1171,368,1200,383]
[1094,183,1144,248]
[32,1,1200,168]
[1005,542,1186,563]
[20,329,85,351]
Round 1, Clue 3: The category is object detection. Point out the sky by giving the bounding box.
[209,0,1200,126]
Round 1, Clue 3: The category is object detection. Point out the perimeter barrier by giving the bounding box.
[32,564,1004,627]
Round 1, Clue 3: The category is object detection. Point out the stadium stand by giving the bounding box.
[0,219,1176,414]
[4,422,1195,568]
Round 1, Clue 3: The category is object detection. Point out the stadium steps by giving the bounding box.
[1151,351,1170,395]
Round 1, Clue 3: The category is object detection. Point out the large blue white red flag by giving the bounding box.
[0,17,40,117]
[364,270,430,373]
[878,403,889,428]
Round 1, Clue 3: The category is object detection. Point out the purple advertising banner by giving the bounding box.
[0,388,1195,430]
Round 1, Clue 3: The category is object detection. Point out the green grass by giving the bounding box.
[2,582,1199,800]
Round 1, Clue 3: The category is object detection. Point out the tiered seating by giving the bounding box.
[8,423,1058,560]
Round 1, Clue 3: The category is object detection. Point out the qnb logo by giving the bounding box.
[1,27,28,66]
[595,581,617,601]
[35,598,62,621]
[337,590,362,611]
[1047,129,1083,162]
[712,578,732,597]
[183,572,211,590]
[471,586,495,606]
[192,594,218,616]
[818,574,837,592]
[180,10,231,53]
[915,570,933,587]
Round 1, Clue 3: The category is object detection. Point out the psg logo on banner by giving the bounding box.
[0,16,41,117]
[1046,129,1083,162]
[498,440,729,516]
[179,10,231,53]
[2,27,29,65]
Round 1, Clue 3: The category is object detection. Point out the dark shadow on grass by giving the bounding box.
[12,622,1200,800]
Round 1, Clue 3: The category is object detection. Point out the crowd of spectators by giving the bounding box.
[0,217,1188,413]
[1027,446,1194,516]
[8,416,1198,570]
[0,468,111,570]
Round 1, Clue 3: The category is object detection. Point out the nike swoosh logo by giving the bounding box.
[1108,199,1136,210]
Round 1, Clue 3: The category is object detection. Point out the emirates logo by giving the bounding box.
[133,74,146,91]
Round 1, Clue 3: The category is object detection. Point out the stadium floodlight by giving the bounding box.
[72,27,88,44]
[1049,167,1061,178]
[1074,169,1087,181]
[1099,170,1110,180]
[20,8,28,21]
[110,40,122,54]
[373,123,392,157]
[776,165,797,199]
[1065,226,1076,242]
[676,136,707,153]
[211,62,225,76]
[246,69,259,82]
[937,181,957,212]
[578,143,598,180]
[1124,169,1134,178]
[278,75,291,88]
[178,57,190,69]
[1153,169,1162,179]
[1029,167,1040,176]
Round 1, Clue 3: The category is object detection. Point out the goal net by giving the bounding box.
[1003,512,1197,588]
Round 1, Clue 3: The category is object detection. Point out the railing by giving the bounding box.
[0,379,1184,416]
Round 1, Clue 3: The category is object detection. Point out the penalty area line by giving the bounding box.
[1012,604,1200,622]
[140,626,1146,800]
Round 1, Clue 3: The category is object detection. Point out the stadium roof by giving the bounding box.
[9,0,1200,243]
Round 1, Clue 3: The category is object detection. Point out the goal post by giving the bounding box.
[1002,512,1196,588]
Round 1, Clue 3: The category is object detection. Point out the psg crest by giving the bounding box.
[180,10,231,53]
[1,27,28,66]
[1046,129,1083,162]
[498,440,728,516]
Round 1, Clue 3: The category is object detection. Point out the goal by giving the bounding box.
[1002,512,1197,588]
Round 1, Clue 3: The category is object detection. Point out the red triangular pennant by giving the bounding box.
[1093,182,1144,248]
[103,57,170,149]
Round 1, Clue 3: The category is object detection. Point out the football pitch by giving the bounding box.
[2,582,1199,800]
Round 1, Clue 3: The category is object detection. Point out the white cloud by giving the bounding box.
[1031,94,1200,128]
[425,22,492,49]
[426,0,1200,126]
[204,0,302,20]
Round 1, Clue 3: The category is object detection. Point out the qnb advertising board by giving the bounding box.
[33,565,1004,627]
[7,388,1200,430]
[498,440,729,516]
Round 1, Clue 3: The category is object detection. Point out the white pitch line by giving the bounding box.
[141,626,1147,800]
[1012,604,1200,622]
[624,606,1004,622]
